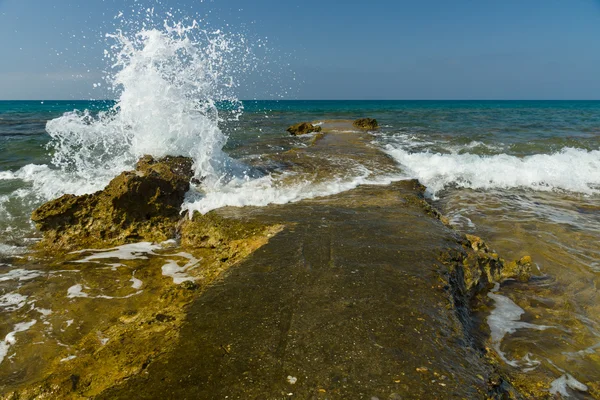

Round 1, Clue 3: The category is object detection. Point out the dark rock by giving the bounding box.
[353,118,379,130]
[31,155,194,251]
[441,234,533,304]
[286,122,322,136]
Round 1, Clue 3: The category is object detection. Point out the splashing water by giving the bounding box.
[46,17,251,188]
[383,144,600,198]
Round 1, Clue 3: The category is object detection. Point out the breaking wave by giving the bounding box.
[384,144,600,197]
[46,16,252,189]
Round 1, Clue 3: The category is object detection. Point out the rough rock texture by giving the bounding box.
[441,234,533,305]
[286,122,322,136]
[31,155,194,251]
[353,118,379,130]
[180,211,284,266]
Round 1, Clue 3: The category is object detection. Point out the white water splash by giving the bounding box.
[384,144,600,197]
[46,17,251,189]
[0,14,254,238]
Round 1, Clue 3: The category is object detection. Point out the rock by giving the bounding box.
[441,235,533,304]
[179,211,283,267]
[502,255,533,282]
[353,118,378,130]
[31,155,194,251]
[286,122,322,136]
[465,234,489,252]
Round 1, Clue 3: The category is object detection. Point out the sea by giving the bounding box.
[0,15,599,397]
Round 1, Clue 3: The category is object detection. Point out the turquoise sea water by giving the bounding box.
[1,98,599,210]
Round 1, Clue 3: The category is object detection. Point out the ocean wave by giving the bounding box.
[183,166,406,215]
[384,145,600,196]
[43,15,254,193]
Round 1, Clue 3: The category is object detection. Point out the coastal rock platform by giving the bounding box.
[96,132,519,399]
[5,129,540,399]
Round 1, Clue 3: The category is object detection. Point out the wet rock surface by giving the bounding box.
[286,122,322,136]
[95,133,521,399]
[353,117,379,130]
[442,234,533,304]
[31,155,194,251]
[9,130,548,399]
[99,180,499,399]
[1,216,281,399]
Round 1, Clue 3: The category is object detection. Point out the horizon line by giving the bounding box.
[1,99,600,102]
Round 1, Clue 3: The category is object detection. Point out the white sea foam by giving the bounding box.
[487,283,552,368]
[0,243,27,256]
[66,283,141,300]
[0,293,28,311]
[183,167,406,215]
[130,275,143,290]
[549,374,588,397]
[72,242,162,263]
[0,269,44,282]
[384,145,600,197]
[0,320,37,364]
[0,164,104,200]
[67,284,89,298]
[161,252,200,284]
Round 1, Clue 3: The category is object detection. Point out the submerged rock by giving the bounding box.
[352,118,378,130]
[286,122,322,136]
[31,155,194,251]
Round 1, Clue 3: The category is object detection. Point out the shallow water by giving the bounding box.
[435,188,599,396]
[0,240,214,391]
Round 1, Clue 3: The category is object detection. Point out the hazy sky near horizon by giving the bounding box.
[0,0,599,100]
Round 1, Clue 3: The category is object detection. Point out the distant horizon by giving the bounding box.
[2,98,600,102]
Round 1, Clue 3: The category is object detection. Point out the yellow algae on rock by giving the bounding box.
[31,156,194,252]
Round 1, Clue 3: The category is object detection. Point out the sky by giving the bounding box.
[0,0,600,100]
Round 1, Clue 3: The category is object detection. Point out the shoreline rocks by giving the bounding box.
[353,118,378,130]
[31,155,194,251]
[286,122,322,136]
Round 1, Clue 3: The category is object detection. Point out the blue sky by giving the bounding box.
[1,0,599,100]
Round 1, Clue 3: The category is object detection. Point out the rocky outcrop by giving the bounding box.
[286,122,322,136]
[353,118,378,130]
[31,155,194,251]
[441,234,532,306]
